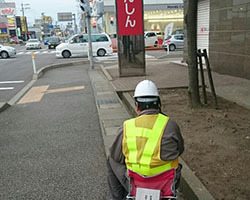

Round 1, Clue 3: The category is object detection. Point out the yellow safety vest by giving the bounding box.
[123,114,178,176]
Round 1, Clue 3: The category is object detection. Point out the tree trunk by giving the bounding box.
[185,0,201,108]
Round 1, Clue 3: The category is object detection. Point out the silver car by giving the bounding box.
[0,44,16,59]
[26,39,42,50]
[162,34,184,51]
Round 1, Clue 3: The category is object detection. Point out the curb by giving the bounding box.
[0,60,88,113]
[112,46,163,53]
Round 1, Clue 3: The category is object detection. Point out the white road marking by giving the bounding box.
[25,52,31,55]
[42,51,48,54]
[34,51,40,54]
[50,51,56,54]
[0,81,24,84]
[17,52,25,55]
[0,87,14,90]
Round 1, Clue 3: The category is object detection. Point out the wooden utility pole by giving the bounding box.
[185,0,201,108]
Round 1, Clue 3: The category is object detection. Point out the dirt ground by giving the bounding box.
[158,88,250,200]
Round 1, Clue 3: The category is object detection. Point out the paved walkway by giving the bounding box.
[103,59,250,110]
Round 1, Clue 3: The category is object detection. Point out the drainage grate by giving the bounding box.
[97,98,120,106]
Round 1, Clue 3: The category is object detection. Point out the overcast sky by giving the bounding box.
[6,0,79,25]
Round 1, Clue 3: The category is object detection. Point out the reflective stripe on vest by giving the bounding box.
[123,114,178,176]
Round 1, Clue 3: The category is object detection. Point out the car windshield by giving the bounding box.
[165,36,172,40]
[28,39,39,43]
[49,37,60,42]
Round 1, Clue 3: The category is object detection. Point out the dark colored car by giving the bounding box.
[48,37,60,49]
[43,37,50,45]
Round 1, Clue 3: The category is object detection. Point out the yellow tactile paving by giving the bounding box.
[17,85,85,104]
[45,86,85,94]
[18,85,49,104]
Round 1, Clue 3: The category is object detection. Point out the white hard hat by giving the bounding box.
[134,80,159,98]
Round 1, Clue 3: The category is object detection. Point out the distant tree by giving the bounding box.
[185,0,201,108]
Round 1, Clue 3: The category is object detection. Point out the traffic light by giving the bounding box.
[110,16,114,25]
[79,0,89,13]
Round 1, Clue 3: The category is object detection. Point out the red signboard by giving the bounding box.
[0,8,15,15]
[116,0,143,36]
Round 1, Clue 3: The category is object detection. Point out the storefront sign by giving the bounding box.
[7,17,16,28]
[0,8,16,16]
[116,0,143,36]
[20,16,27,32]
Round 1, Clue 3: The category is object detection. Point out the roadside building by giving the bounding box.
[184,0,250,80]
[0,2,16,41]
[102,0,184,34]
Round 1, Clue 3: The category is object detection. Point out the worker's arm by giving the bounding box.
[160,119,184,161]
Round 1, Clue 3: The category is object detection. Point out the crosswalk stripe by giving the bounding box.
[0,87,14,90]
[0,81,24,84]
[16,51,56,55]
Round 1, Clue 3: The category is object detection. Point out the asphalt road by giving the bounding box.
[0,64,110,199]
[0,45,87,103]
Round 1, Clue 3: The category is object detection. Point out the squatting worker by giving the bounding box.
[107,80,184,200]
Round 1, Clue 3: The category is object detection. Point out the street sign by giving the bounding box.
[116,0,143,36]
[57,12,72,22]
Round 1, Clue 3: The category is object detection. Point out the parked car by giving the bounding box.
[26,39,42,50]
[172,29,184,35]
[0,44,16,59]
[48,37,60,49]
[162,34,184,51]
[9,38,25,44]
[144,31,158,47]
[56,33,113,58]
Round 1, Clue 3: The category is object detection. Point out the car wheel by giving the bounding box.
[1,51,9,59]
[154,41,158,47]
[169,44,176,51]
[97,49,106,57]
[62,50,71,58]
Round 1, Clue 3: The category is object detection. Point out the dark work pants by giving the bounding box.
[107,156,128,200]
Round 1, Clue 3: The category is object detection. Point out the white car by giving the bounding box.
[26,39,42,50]
[144,31,158,47]
[0,44,16,59]
[56,33,113,58]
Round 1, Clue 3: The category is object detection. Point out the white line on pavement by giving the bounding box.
[42,51,48,54]
[25,52,31,54]
[0,87,14,90]
[17,52,25,55]
[34,51,40,54]
[0,81,24,84]
[50,51,56,54]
